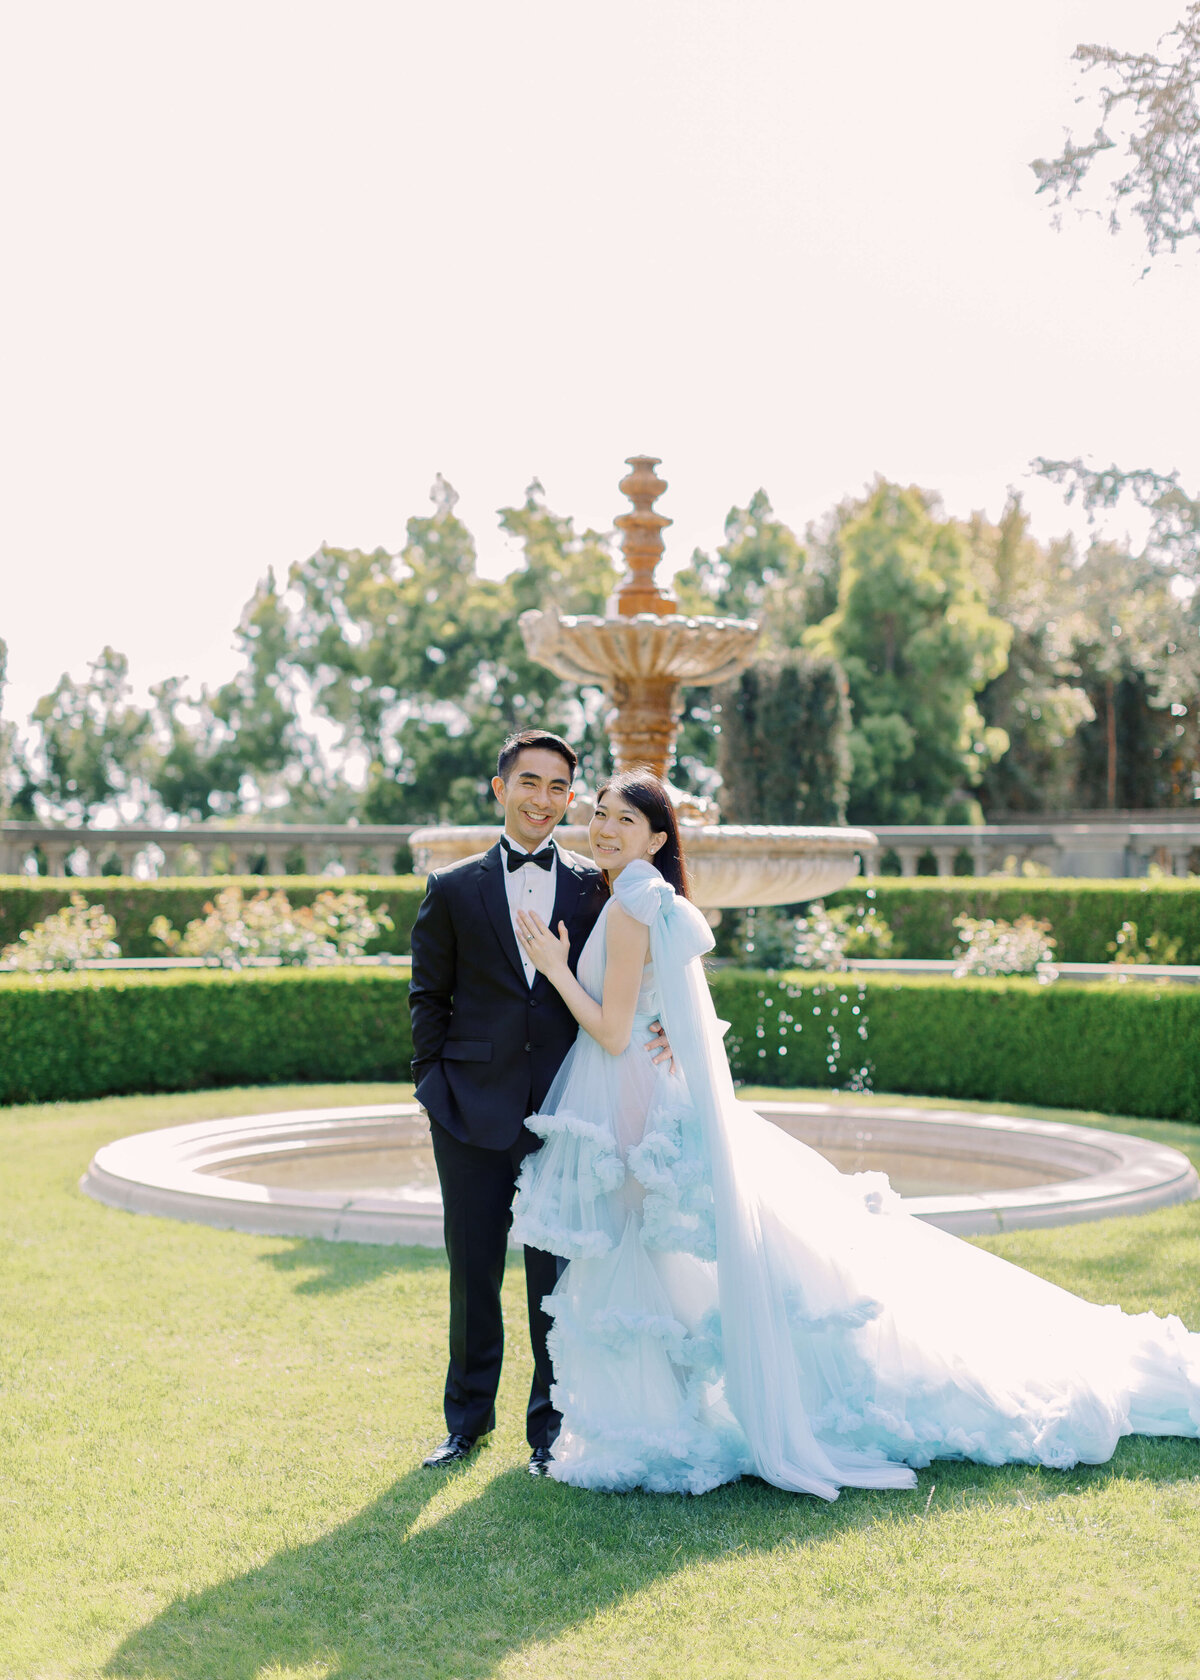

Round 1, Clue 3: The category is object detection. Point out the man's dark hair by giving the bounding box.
[496,729,578,784]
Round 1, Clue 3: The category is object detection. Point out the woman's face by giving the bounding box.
[589,791,665,875]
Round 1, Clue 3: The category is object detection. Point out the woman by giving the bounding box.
[511,770,1200,1498]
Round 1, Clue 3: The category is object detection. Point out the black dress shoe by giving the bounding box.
[422,1432,488,1468]
[528,1446,554,1477]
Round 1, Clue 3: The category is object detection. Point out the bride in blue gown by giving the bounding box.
[510,770,1200,1499]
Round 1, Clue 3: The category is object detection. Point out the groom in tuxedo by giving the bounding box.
[409,729,614,1475]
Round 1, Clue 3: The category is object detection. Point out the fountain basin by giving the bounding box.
[408,823,876,909]
[519,608,760,688]
[81,1100,1198,1242]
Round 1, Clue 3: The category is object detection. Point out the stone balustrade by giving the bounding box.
[860,821,1200,879]
[0,822,417,879]
[1,817,1198,881]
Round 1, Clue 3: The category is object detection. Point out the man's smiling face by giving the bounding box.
[491,748,575,850]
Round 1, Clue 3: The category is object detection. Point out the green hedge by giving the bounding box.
[824,878,1200,964]
[3,963,1199,1121]
[7,874,1200,967]
[0,875,427,959]
[0,968,413,1104]
[717,970,1200,1121]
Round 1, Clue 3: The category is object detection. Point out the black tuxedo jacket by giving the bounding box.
[408,839,610,1150]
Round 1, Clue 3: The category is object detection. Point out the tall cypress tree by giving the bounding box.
[715,651,851,825]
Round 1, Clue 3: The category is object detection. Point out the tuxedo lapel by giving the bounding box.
[549,842,584,931]
[478,843,527,987]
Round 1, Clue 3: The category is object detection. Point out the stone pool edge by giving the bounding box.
[79,1101,1200,1245]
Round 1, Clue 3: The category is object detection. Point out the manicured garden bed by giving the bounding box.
[5,1081,1200,1679]
[3,965,1199,1122]
[5,873,1200,963]
[0,873,423,958]
[826,876,1200,963]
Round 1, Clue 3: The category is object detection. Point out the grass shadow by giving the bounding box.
[259,1236,447,1295]
[105,1439,1199,1680]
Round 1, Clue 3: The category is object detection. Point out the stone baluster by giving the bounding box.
[156,836,184,877]
[1170,845,1194,878]
[40,840,74,876]
[264,844,290,877]
[895,846,923,877]
[111,843,140,877]
[933,846,955,877]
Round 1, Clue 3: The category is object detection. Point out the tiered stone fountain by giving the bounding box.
[410,456,875,908]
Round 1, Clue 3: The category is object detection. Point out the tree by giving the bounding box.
[970,494,1093,813]
[148,570,320,821]
[715,651,851,825]
[1033,4,1200,260]
[1034,458,1200,580]
[0,638,16,818]
[1066,540,1200,808]
[671,492,818,802]
[1029,459,1200,807]
[806,482,1011,825]
[496,478,618,792]
[672,490,810,646]
[283,477,619,826]
[29,647,153,821]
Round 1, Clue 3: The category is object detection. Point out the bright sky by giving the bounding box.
[2,0,1196,729]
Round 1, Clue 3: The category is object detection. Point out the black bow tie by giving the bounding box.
[502,838,554,873]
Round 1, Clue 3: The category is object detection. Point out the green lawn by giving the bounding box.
[5,1083,1200,1680]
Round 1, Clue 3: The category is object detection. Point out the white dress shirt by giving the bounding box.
[502,835,558,987]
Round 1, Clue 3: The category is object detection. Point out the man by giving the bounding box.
[411,730,651,1475]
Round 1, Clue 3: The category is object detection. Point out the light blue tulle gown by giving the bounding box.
[511,859,1200,1499]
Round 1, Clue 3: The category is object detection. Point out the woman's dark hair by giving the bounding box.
[497,729,578,783]
[594,769,692,900]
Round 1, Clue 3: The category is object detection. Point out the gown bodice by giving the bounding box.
[576,898,660,1029]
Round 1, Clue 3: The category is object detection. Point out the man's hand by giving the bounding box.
[645,1018,675,1074]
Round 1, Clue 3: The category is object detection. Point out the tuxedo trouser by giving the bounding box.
[430,1119,563,1449]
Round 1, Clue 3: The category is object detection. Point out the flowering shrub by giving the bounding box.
[1106,920,1185,966]
[1,894,121,970]
[836,904,896,960]
[735,907,799,969]
[952,913,1056,979]
[791,901,895,971]
[791,903,851,972]
[149,887,393,968]
[734,901,899,973]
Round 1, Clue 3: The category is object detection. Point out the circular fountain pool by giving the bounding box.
[80,1100,1198,1242]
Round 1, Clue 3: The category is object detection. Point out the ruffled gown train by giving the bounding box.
[511,859,1200,1499]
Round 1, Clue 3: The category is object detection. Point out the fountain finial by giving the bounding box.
[611,455,676,617]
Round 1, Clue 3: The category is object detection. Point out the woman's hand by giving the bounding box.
[516,910,570,978]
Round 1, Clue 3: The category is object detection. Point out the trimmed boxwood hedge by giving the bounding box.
[0,968,413,1104]
[824,877,1200,964]
[6,875,1200,966]
[716,970,1200,1122]
[2,964,1198,1121]
[0,875,426,959]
